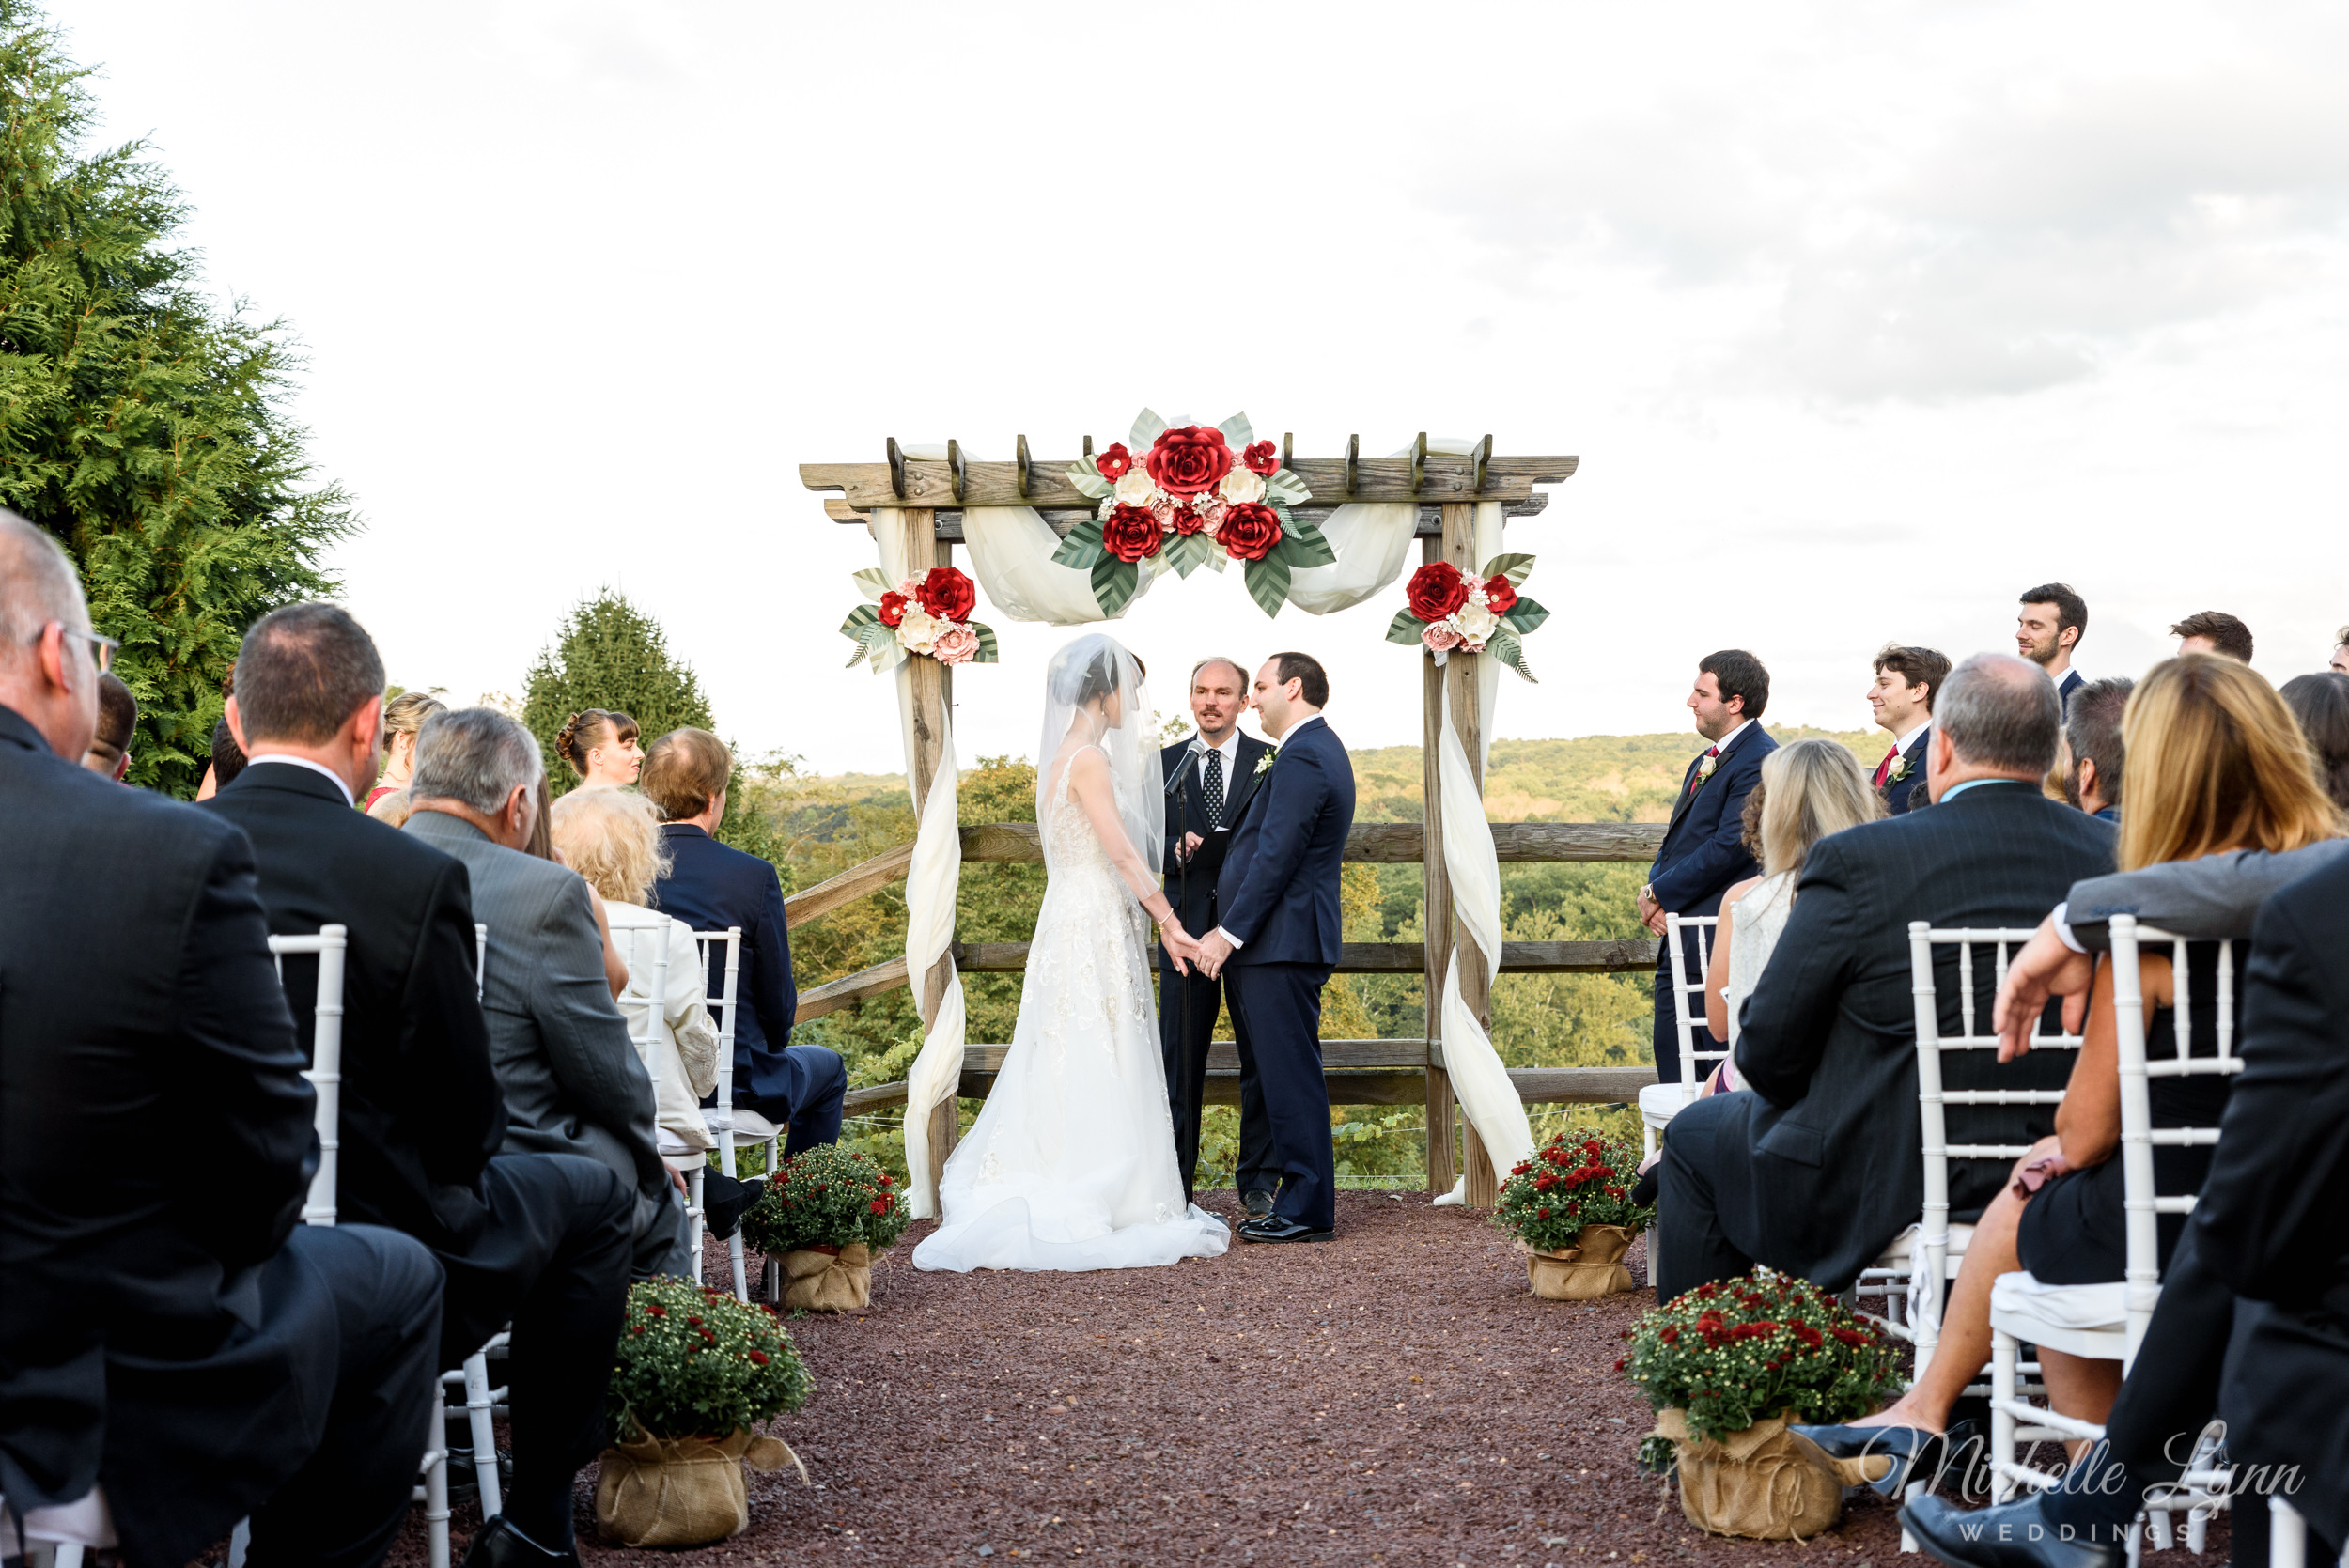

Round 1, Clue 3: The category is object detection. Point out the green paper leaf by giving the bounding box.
[839,604,879,639]
[1166,530,1214,579]
[1487,626,1536,683]
[1218,411,1254,448]
[972,622,999,663]
[1386,609,1428,646]
[1243,552,1291,618]
[1480,551,1537,588]
[852,567,894,600]
[1282,515,1336,568]
[1091,553,1140,616]
[1052,518,1106,569]
[1263,468,1312,506]
[1503,596,1549,635]
[1065,460,1112,500]
[1129,408,1168,449]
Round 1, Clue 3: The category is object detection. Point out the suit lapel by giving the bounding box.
[1221,735,1272,826]
[1663,751,1705,837]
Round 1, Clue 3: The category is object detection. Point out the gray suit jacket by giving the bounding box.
[2064,840,2349,947]
[404,810,682,1266]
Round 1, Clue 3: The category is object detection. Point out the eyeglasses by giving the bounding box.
[36,622,120,674]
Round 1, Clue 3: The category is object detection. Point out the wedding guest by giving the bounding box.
[198,709,247,798]
[82,671,135,780]
[1792,654,2340,1488]
[1638,651,1778,1084]
[368,786,414,827]
[2280,670,2349,809]
[1653,654,2111,1311]
[2170,609,2253,662]
[367,689,445,809]
[1701,739,1885,1076]
[2016,582,2088,707]
[2332,625,2348,675]
[1864,644,1947,815]
[644,728,844,1165]
[556,707,643,791]
[406,707,693,1281]
[526,770,628,999]
[2059,675,2132,823]
[206,603,638,1565]
[0,514,443,1568]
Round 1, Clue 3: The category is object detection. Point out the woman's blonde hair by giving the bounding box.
[2117,654,2344,871]
[1757,738,1885,877]
[382,690,446,739]
[550,786,671,905]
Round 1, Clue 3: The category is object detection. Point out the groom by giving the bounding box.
[1195,652,1355,1244]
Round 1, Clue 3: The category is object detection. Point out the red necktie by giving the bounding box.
[1688,745,1719,794]
[1874,746,1897,787]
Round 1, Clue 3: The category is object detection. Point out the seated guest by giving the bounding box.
[1863,644,1947,815]
[405,707,693,1281]
[0,513,443,1568]
[2332,625,2348,675]
[1653,653,2113,1311]
[2056,675,2130,823]
[207,603,639,1568]
[2170,608,2253,662]
[527,770,628,999]
[644,728,845,1162]
[1792,655,2341,1484]
[1701,739,1885,1080]
[81,670,135,780]
[196,707,247,799]
[556,706,643,791]
[2280,670,2349,809]
[368,785,414,827]
[368,688,445,809]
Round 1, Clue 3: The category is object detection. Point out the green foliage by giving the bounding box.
[0,7,354,796]
[607,1276,810,1441]
[739,1141,909,1255]
[521,588,713,787]
[1493,1132,1650,1251]
[1624,1266,1904,1445]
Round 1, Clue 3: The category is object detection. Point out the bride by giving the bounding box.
[913,634,1232,1272]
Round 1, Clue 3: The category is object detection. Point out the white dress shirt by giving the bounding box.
[244,753,356,808]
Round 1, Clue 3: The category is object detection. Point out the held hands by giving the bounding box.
[1159,919,1202,977]
[1991,915,2097,1062]
[1636,885,1667,939]
[1195,928,1236,980]
[1175,831,1204,863]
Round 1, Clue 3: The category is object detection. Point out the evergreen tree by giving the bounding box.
[0,6,355,795]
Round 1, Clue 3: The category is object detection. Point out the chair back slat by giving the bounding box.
[625,924,671,1108]
[1662,913,1723,1101]
[268,925,349,1227]
[474,923,488,1002]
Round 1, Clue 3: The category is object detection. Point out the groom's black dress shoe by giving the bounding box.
[1242,1188,1277,1219]
[1785,1421,1943,1499]
[1899,1493,2123,1568]
[1237,1215,1333,1244]
[462,1517,581,1568]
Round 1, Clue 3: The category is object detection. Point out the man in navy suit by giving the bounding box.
[642,728,845,1164]
[2016,582,2088,710]
[2058,675,2132,825]
[1639,651,1779,1085]
[1864,644,1948,816]
[1159,656,1275,1208]
[1195,652,1355,1243]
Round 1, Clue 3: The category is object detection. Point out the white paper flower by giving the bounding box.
[1218,467,1266,505]
[895,606,942,656]
[1453,598,1500,644]
[1113,468,1158,506]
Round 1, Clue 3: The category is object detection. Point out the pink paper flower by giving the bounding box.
[1422,625,1463,653]
[932,624,980,665]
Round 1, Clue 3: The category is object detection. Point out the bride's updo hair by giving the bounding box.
[1054,645,1130,710]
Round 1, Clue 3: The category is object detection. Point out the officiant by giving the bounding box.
[1159,657,1274,1210]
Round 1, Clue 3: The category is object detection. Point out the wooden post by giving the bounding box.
[894,507,962,1215]
[1441,502,1500,1207]
[1420,536,1457,1195]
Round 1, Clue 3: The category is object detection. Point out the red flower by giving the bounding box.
[878,591,909,628]
[1795,1325,1823,1349]
[1170,503,1209,537]
[1145,426,1234,496]
[1613,1358,1627,1373]
[750,1349,770,1365]
[1217,502,1283,561]
[1659,1327,1679,1344]
[1095,442,1134,480]
[1101,505,1165,563]
[878,1175,892,1187]
[916,566,976,623]
[869,1198,890,1215]
[646,1303,667,1318]
[1483,575,1517,615]
[1510,1161,1532,1177]
[1536,1206,1550,1219]
[1242,440,1279,476]
[686,1315,703,1327]
[1406,562,1470,623]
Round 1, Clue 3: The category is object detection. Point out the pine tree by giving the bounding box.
[0,6,355,795]
[521,589,716,788]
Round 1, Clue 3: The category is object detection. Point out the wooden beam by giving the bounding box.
[803,454,1578,512]
[949,939,1659,974]
[783,842,915,930]
[824,494,1553,535]
[793,955,910,1024]
[950,819,1668,867]
[841,1062,1658,1118]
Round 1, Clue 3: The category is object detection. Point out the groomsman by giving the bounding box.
[1864,644,1948,815]
[2016,582,2088,708]
[1159,657,1273,1208]
[1638,652,1778,1085]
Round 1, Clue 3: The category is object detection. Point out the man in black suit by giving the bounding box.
[206,602,637,1568]
[1639,650,1780,1084]
[1864,644,1948,815]
[0,515,443,1568]
[1654,653,2115,1303]
[2016,582,2088,710]
[1159,656,1275,1207]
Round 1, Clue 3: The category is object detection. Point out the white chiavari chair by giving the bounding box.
[1638,914,1721,1158]
[692,928,757,1300]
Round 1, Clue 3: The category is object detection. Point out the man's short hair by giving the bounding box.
[234,603,386,744]
[641,727,734,821]
[2064,676,2134,810]
[411,707,542,815]
[2168,610,2254,662]
[1872,644,1952,712]
[1189,657,1249,690]
[1937,653,2061,775]
[1699,649,1769,721]
[2019,582,2088,644]
[1267,652,1329,708]
[89,673,138,768]
[210,714,248,790]
[0,511,87,649]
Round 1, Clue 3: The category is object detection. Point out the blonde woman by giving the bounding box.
[1700,738,1886,1086]
[366,691,446,810]
[550,788,720,1162]
[555,708,643,791]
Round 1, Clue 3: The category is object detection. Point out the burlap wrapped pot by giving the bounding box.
[594,1425,805,1547]
[1650,1408,1848,1540]
[782,1241,872,1312]
[1522,1224,1639,1300]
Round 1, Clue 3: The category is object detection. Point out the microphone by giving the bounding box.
[1163,736,1206,797]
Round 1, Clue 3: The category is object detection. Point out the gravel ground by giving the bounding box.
[380,1190,2227,1567]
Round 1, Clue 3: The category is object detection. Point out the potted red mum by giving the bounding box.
[739,1142,910,1312]
[1493,1133,1651,1299]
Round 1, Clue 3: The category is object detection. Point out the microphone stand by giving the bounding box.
[1164,742,1205,1205]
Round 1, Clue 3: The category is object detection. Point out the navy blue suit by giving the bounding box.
[2056,667,2084,712]
[1215,715,1355,1232]
[648,823,844,1157]
[1875,725,1931,816]
[1646,722,1778,1084]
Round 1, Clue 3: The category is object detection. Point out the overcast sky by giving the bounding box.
[63,1,2349,773]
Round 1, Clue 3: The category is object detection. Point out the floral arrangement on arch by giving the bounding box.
[1386,553,1549,681]
[839,565,998,671]
[1053,410,1332,617]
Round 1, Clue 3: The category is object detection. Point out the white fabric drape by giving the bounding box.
[963,505,1157,624]
[1284,434,1482,616]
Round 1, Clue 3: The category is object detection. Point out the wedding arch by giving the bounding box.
[798,426,1662,1219]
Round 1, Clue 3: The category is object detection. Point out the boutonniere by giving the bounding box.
[1693,752,1719,787]
[1887,756,1912,783]
[1253,747,1278,778]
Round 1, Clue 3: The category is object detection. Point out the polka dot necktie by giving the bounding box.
[1202,748,1225,828]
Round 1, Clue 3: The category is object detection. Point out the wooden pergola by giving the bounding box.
[799,439,1663,1207]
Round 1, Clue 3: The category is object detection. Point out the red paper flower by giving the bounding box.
[1242,440,1279,476]
[1406,561,1470,623]
[1145,426,1235,496]
[1483,574,1517,615]
[878,591,909,628]
[1216,502,1283,561]
[1096,442,1134,480]
[1170,503,1209,536]
[915,566,976,623]
[1101,505,1165,563]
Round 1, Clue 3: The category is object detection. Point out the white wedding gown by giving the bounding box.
[912,747,1231,1272]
